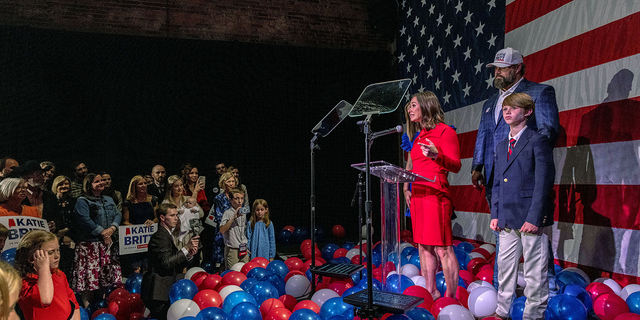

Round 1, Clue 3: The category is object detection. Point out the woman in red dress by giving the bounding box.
[403,91,461,299]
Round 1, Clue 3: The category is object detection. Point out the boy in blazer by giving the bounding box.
[490,93,555,320]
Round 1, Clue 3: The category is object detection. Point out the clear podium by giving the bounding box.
[351,161,435,293]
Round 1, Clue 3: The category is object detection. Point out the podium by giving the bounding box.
[351,161,435,293]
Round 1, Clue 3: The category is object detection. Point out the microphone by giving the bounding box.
[371,125,403,139]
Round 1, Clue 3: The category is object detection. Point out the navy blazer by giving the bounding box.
[491,128,555,229]
[472,79,560,194]
[141,226,189,303]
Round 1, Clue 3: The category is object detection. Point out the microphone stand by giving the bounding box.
[310,132,319,294]
[351,171,365,272]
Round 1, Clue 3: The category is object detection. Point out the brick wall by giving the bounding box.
[0,0,394,51]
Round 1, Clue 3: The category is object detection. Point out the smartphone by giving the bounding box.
[197,176,206,185]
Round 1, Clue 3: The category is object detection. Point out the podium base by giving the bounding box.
[310,263,365,278]
[343,289,424,316]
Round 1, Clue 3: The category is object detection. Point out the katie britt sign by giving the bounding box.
[118,224,157,255]
[0,216,50,250]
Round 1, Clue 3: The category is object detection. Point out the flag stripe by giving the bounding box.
[506,0,640,57]
[505,0,573,33]
[525,11,640,84]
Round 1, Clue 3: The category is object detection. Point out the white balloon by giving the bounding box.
[219,285,243,300]
[410,276,426,289]
[437,304,475,320]
[184,267,206,280]
[467,286,498,317]
[479,244,496,254]
[468,252,486,260]
[387,271,398,278]
[144,308,150,317]
[517,263,526,288]
[402,264,420,278]
[346,248,365,260]
[620,284,640,300]
[400,242,414,251]
[594,278,622,295]
[230,262,245,272]
[563,267,590,284]
[311,288,340,308]
[285,275,311,298]
[466,280,494,293]
[167,299,201,320]
[362,226,374,238]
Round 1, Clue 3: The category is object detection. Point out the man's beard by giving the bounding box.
[494,73,516,90]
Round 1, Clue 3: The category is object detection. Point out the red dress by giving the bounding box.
[410,123,461,246]
[19,270,79,320]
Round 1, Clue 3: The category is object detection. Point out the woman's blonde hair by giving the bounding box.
[50,175,70,194]
[0,261,20,320]
[250,199,271,229]
[218,172,237,191]
[164,175,185,207]
[404,91,445,138]
[126,175,152,202]
[14,230,57,277]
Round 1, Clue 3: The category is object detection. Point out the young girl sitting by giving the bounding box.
[15,230,80,320]
[246,199,276,261]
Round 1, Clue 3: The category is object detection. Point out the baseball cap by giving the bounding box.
[487,47,523,68]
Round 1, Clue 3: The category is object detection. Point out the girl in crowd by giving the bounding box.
[403,91,461,299]
[246,199,276,261]
[180,164,210,212]
[15,230,80,320]
[0,178,39,217]
[122,175,158,275]
[73,173,122,307]
[100,172,122,212]
[0,261,20,320]
[42,176,77,283]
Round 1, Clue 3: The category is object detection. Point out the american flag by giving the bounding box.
[398,0,640,286]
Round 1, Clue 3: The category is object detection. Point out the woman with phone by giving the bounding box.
[180,164,210,212]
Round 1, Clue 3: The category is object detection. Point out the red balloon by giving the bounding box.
[303,247,322,261]
[108,288,129,303]
[285,270,306,283]
[351,256,362,265]
[328,282,347,296]
[455,286,470,309]
[333,248,348,259]
[471,242,481,248]
[475,269,494,283]
[354,244,368,254]
[458,270,477,286]
[467,258,489,275]
[129,313,144,320]
[372,268,382,279]
[481,318,503,320]
[241,262,261,275]
[593,293,629,320]
[192,271,209,288]
[265,308,292,320]
[108,297,131,320]
[614,313,640,320]
[278,294,298,311]
[260,298,286,316]
[586,282,616,300]
[383,261,396,275]
[285,257,304,271]
[283,225,295,233]
[193,289,223,309]
[300,239,313,252]
[332,225,345,238]
[199,274,222,291]
[252,257,269,268]
[126,293,145,314]
[400,230,413,238]
[222,271,247,287]
[479,264,493,272]
[401,238,416,246]
[302,259,323,273]
[471,248,492,260]
[403,285,434,311]
[430,297,462,318]
[380,313,392,320]
[293,300,321,313]
[452,240,462,246]
[115,283,126,289]
[92,308,109,320]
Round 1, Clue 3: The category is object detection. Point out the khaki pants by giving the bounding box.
[224,246,249,270]
[496,227,550,320]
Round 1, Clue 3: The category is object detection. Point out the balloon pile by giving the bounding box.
[86,279,147,320]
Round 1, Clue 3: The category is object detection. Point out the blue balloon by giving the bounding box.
[319,297,354,320]
[246,267,270,279]
[220,270,233,277]
[560,284,593,312]
[0,248,16,265]
[94,314,116,320]
[456,242,474,254]
[401,247,415,257]
[266,260,289,279]
[170,279,198,304]
[358,278,382,291]
[290,309,322,320]
[180,317,199,320]
[405,307,435,320]
[409,254,420,269]
[293,227,310,243]
[544,294,587,320]
[371,252,382,268]
[342,242,355,251]
[125,273,143,294]
[197,307,227,320]
[240,278,259,292]
[509,296,526,320]
[556,270,589,289]
[306,268,313,281]
[223,291,257,314]
[454,248,470,271]
[322,243,340,261]
[79,307,90,320]
[435,271,446,297]
[247,281,279,305]
[386,315,410,320]
[384,274,414,293]
[388,252,400,266]
[342,286,362,298]
[261,274,286,296]
[554,264,564,274]
[278,230,292,244]
[627,291,640,314]
[350,268,367,284]
[228,302,261,320]
[327,316,348,320]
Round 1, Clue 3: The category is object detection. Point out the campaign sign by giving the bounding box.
[118,223,157,255]
[0,216,50,250]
